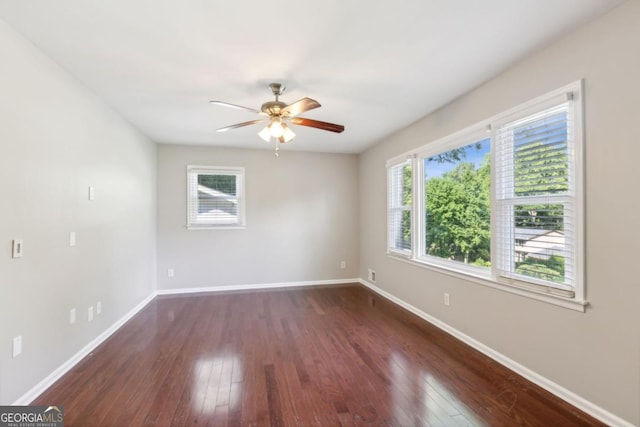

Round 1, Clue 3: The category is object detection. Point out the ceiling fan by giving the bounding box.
[210,83,344,154]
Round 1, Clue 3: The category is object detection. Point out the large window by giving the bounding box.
[187,166,245,229]
[386,82,584,309]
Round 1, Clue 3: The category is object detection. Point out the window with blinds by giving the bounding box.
[387,160,413,254]
[495,101,577,296]
[385,81,584,308]
[187,166,245,229]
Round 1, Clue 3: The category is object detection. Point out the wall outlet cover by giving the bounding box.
[368,269,377,283]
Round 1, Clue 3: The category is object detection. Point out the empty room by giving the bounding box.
[0,1,638,426]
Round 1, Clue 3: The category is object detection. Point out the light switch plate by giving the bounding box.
[12,336,22,358]
[12,239,23,258]
[88,186,95,201]
[69,232,76,247]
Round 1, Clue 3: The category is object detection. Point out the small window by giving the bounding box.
[187,166,245,229]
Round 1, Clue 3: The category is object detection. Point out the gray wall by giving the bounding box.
[359,1,639,424]
[0,19,157,404]
[156,145,359,290]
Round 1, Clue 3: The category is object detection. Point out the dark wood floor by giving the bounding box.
[34,284,604,426]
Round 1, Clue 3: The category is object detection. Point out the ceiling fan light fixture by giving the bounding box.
[281,123,295,143]
[258,120,295,143]
[258,126,272,142]
[269,119,284,138]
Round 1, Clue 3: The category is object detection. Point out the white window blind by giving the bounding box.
[494,100,577,296]
[387,160,413,254]
[187,166,245,229]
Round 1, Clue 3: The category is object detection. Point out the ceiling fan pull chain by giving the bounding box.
[275,142,280,157]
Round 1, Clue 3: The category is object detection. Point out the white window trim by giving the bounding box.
[387,158,414,257]
[186,165,246,230]
[386,80,585,312]
[415,127,491,271]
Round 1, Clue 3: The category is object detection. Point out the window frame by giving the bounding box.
[493,101,579,299]
[416,128,493,277]
[385,81,585,311]
[186,165,246,230]
[387,159,414,257]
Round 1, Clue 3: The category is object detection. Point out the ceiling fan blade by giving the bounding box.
[216,119,266,132]
[210,101,261,114]
[281,97,321,117]
[290,117,345,133]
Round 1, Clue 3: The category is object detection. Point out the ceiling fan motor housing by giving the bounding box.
[261,101,287,116]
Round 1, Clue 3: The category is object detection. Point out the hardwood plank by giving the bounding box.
[33,284,606,427]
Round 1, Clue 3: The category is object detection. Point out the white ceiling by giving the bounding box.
[0,1,625,154]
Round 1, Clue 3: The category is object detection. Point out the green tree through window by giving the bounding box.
[424,140,491,267]
[198,174,237,195]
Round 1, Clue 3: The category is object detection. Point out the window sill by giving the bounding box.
[387,253,587,312]
[186,225,246,230]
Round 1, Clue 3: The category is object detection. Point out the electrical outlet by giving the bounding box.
[69,231,76,247]
[70,308,76,324]
[167,268,174,278]
[96,301,102,315]
[88,186,95,201]
[88,306,94,322]
[368,269,377,283]
[444,293,450,307]
[340,261,346,269]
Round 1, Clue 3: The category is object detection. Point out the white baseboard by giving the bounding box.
[358,279,634,427]
[156,278,360,296]
[12,292,157,405]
